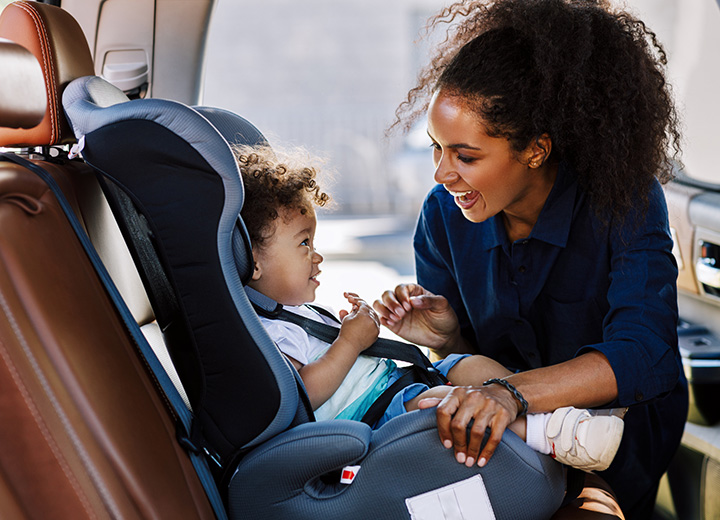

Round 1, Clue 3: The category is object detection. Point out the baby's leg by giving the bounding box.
[404,385,453,412]
[404,384,528,441]
[445,355,513,386]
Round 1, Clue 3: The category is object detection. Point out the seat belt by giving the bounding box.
[0,153,228,520]
[246,287,447,380]
[246,286,449,425]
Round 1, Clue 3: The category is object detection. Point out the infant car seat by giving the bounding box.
[62,75,567,519]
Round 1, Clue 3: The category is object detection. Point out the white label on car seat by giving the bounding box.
[405,475,496,520]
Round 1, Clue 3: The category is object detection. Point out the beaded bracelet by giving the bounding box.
[482,378,529,417]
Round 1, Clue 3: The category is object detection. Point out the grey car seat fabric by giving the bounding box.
[63,74,567,519]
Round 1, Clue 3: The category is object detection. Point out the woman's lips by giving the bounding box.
[448,189,480,210]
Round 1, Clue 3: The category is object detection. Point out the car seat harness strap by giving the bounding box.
[246,286,449,425]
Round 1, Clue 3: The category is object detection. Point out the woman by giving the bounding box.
[374,1,688,518]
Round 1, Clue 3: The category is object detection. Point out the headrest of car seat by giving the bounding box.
[64,75,305,461]
[192,106,268,149]
[0,1,93,147]
[0,38,46,129]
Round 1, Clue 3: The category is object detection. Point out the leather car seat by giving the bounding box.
[0,2,214,517]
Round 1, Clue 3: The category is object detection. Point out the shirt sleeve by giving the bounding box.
[577,181,683,406]
[260,318,314,366]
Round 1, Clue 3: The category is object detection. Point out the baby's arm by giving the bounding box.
[295,293,380,410]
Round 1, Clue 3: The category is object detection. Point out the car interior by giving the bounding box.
[1,0,719,519]
[0,1,567,519]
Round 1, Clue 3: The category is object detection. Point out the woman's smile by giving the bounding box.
[427,89,556,231]
[447,189,480,210]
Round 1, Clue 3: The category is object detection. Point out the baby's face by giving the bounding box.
[250,207,323,306]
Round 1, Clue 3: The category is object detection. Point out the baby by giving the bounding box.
[236,144,624,472]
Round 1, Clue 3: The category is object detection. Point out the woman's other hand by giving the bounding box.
[373,283,466,356]
[418,385,520,468]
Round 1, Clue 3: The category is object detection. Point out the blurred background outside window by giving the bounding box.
[202,0,702,312]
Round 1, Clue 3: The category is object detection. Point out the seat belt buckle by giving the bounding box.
[340,465,361,484]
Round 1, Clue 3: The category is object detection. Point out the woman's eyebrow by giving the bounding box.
[426,131,482,151]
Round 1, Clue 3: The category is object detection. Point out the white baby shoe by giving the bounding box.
[545,406,625,472]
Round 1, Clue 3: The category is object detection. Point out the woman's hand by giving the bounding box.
[418,384,520,468]
[372,283,464,355]
[337,292,380,352]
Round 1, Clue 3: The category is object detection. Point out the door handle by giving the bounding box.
[697,241,720,289]
[696,259,720,289]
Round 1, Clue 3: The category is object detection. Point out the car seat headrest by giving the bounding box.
[0,38,46,129]
[192,106,268,149]
[0,1,93,147]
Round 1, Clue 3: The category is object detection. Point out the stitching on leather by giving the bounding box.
[0,310,97,519]
[16,1,58,144]
[0,288,117,519]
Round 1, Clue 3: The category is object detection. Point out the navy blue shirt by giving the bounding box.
[414,162,688,514]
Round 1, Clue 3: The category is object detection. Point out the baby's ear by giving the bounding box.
[250,248,263,281]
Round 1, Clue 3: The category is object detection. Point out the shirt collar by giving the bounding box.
[480,161,578,250]
[528,161,578,248]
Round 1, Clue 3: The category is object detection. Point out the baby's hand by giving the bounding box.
[338,292,380,352]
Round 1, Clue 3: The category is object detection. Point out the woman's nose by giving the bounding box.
[433,153,456,184]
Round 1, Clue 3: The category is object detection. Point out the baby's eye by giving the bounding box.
[300,238,310,247]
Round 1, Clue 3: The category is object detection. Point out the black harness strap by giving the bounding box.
[247,288,449,425]
[560,467,586,508]
[357,367,418,425]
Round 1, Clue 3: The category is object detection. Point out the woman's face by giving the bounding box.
[427,90,549,224]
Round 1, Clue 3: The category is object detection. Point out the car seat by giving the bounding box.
[61,70,568,520]
[0,1,218,518]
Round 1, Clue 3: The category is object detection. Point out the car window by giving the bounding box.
[202,1,717,219]
[202,0,444,219]
[626,0,720,188]
[201,0,708,311]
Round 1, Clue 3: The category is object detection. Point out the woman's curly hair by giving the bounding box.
[234,145,331,248]
[394,0,682,223]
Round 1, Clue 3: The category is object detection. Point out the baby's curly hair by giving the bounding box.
[394,0,682,224]
[235,145,330,249]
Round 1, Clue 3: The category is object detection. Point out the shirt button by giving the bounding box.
[522,240,529,245]
[635,392,644,402]
[518,265,527,273]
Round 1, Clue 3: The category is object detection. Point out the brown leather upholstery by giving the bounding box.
[0,161,215,519]
[0,39,46,129]
[0,1,93,146]
[0,2,216,518]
